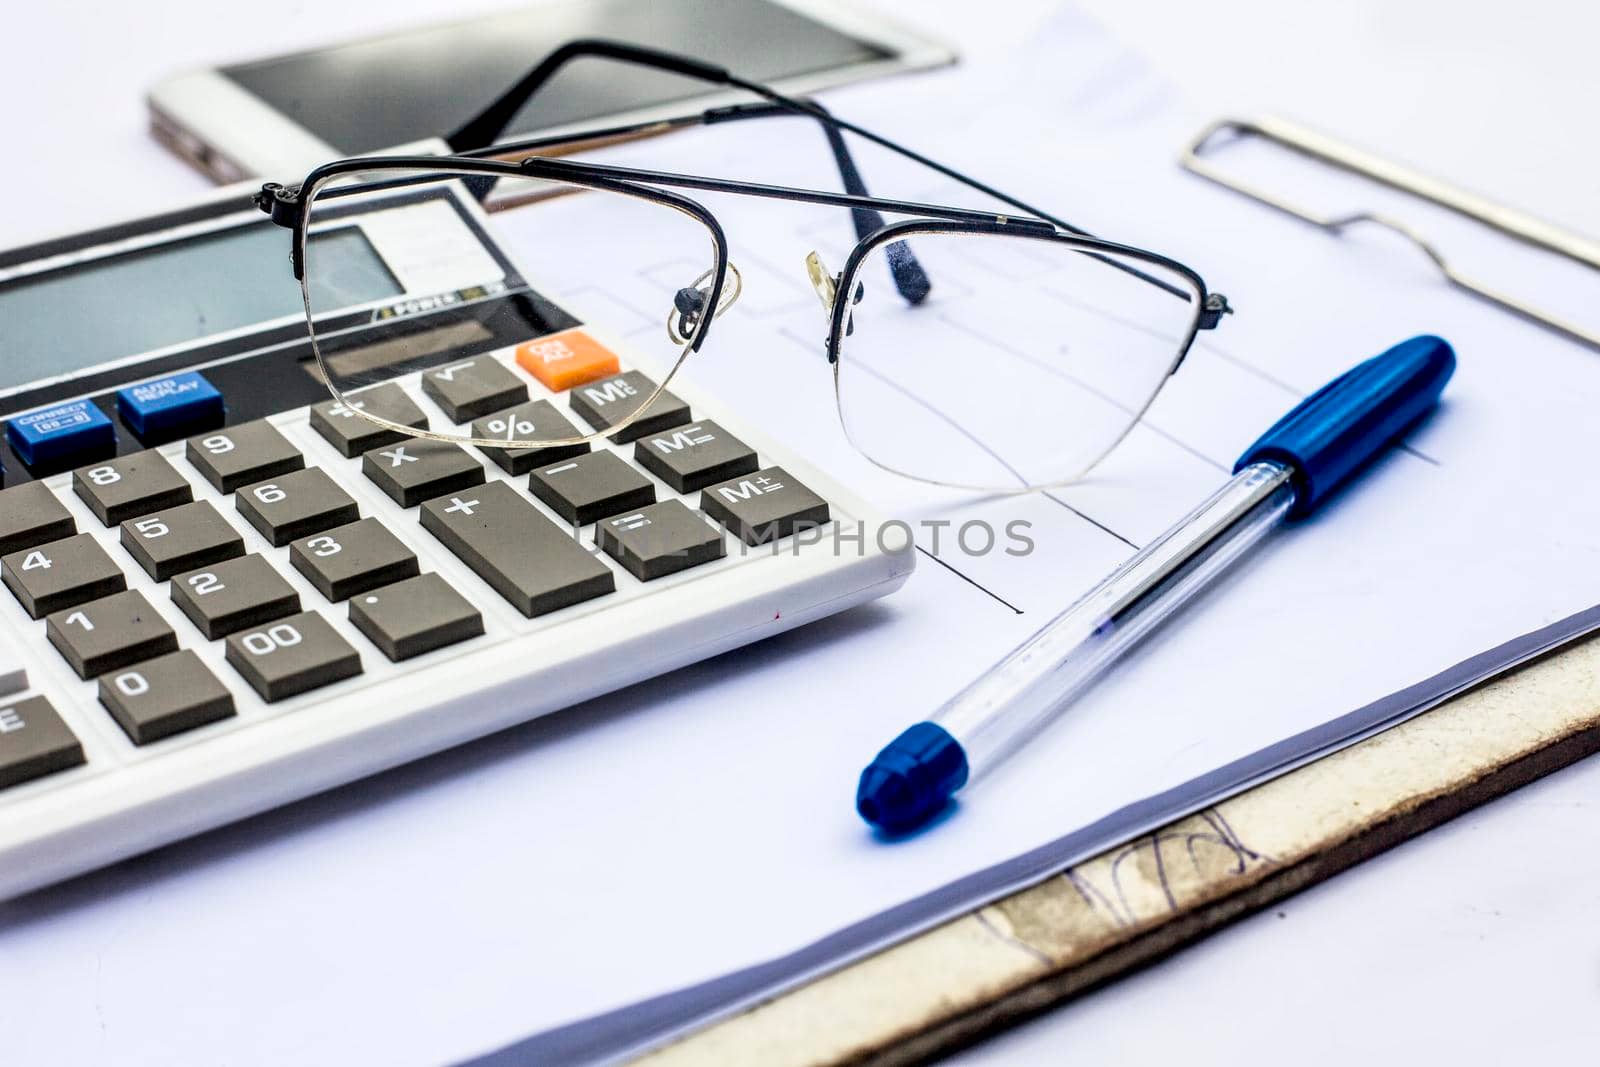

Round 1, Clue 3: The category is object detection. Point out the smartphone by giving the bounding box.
[147,0,952,183]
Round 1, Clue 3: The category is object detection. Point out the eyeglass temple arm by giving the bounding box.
[444,38,931,305]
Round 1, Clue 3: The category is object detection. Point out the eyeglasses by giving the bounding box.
[256,40,1230,492]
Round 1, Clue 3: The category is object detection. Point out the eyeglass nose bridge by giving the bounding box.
[804,251,863,336]
[668,264,742,346]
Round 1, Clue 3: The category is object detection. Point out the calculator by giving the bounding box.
[0,177,912,900]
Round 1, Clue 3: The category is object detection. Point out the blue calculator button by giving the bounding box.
[116,371,224,437]
[6,400,115,468]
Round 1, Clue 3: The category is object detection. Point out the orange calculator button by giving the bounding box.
[516,330,621,391]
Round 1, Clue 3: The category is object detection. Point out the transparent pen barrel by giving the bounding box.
[936,462,1296,773]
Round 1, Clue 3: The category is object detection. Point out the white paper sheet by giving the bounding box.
[5,8,1600,1067]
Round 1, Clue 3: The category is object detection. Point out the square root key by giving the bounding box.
[422,358,529,422]
[700,466,831,546]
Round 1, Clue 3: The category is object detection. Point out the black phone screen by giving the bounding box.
[221,0,893,153]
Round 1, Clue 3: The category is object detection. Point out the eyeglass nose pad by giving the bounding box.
[667,264,743,346]
[804,251,864,336]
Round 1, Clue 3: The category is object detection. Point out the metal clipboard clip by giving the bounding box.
[1181,116,1600,353]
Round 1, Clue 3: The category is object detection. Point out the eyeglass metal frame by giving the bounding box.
[256,39,1232,486]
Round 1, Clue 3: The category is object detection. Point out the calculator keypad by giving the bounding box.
[2,533,127,619]
[349,573,484,661]
[0,695,84,789]
[97,649,236,745]
[235,468,361,547]
[225,610,362,702]
[361,439,485,508]
[0,482,76,556]
[185,419,305,493]
[0,344,839,796]
[120,500,245,581]
[289,518,420,601]
[171,554,301,640]
[420,481,614,617]
[72,450,193,526]
[45,589,178,680]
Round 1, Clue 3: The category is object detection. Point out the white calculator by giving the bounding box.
[0,180,912,901]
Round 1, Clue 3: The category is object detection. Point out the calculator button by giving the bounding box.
[185,419,304,493]
[309,383,429,458]
[235,468,360,547]
[120,500,245,581]
[421,358,530,422]
[515,329,620,391]
[72,449,193,526]
[349,572,484,661]
[171,553,301,640]
[6,399,115,469]
[289,517,419,601]
[116,371,225,440]
[528,450,656,525]
[98,649,236,745]
[634,420,760,493]
[0,695,85,790]
[569,371,692,443]
[420,481,615,617]
[470,399,590,475]
[45,589,179,680]
[2,533,127,619]
[361,439,485,508]
[225,610,363,702]
[700,467,832,546]
[597,500,726,581]
[0,481,76,556]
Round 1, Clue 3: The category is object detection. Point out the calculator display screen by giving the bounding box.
[0,223,401,391]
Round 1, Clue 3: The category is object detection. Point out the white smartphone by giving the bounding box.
[147,0,952,184]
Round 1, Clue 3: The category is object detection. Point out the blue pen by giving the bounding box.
[857,335,1456,835]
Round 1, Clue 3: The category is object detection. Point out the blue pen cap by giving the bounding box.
[1235,335,1455,518]
[856,721,969,834]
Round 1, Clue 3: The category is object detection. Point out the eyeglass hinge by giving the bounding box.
[1197,292,1233,330]
[253,182,302,229]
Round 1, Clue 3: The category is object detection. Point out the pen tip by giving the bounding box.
[856,722,969,835]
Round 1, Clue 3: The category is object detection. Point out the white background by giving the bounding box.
[1,1,1598,1064]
